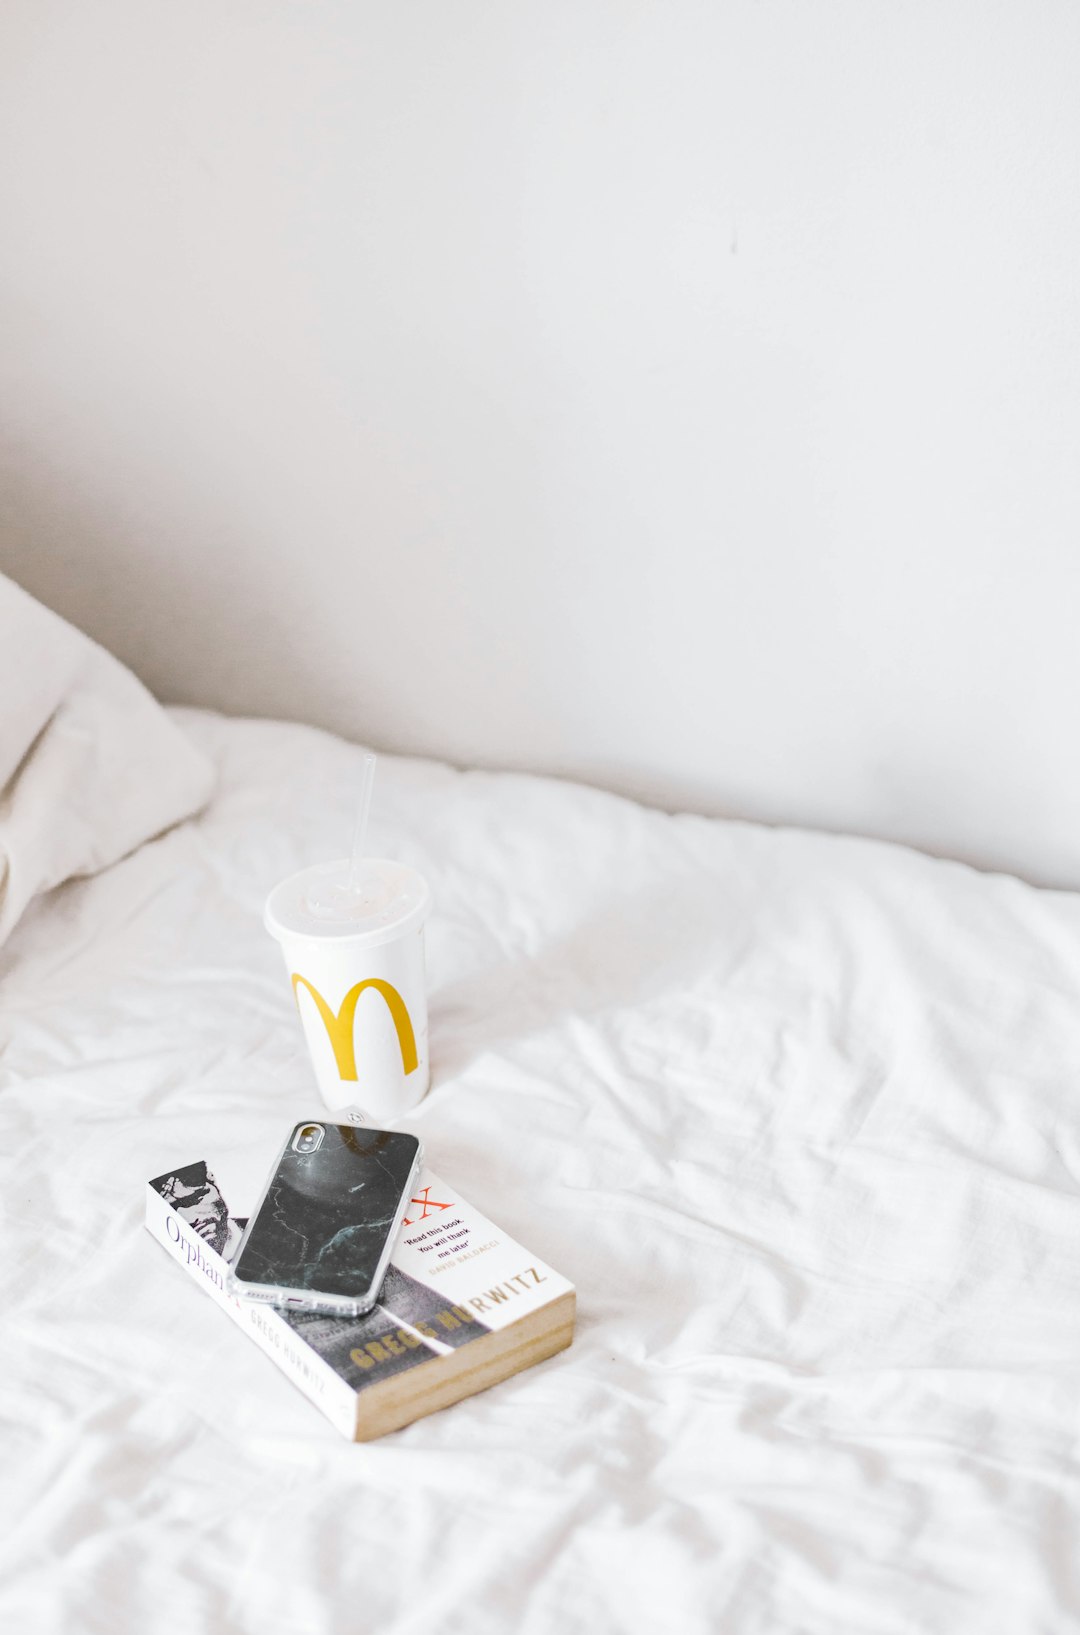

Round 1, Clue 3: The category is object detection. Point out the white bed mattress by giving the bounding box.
[4,708,1080,1633]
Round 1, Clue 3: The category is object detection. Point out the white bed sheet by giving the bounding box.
[3,708,1080,1634]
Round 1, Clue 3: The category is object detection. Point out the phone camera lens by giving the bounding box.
[292,1123,325,1154]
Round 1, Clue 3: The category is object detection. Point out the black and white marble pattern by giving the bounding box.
[235,1125,419,1300]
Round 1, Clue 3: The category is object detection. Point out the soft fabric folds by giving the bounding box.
[0,573,213,945]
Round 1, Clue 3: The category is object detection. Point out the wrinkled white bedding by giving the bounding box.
[4,708,1080,1634]
[0,572,213,945]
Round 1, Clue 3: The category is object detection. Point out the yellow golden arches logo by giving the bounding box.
[290,975,419,1082]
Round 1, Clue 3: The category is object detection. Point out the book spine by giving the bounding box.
[144,1183,357,1440]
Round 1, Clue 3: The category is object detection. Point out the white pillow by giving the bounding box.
[0,573,214,945]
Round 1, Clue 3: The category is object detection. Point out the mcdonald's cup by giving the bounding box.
[265,860,432,1120]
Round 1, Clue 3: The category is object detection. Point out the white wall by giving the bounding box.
[2,2,1079,885]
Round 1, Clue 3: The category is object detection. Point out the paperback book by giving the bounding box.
[145,1157,576,1441]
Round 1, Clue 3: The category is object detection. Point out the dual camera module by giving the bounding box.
[292,1123,325,1154]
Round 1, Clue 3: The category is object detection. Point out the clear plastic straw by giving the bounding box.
[347,751,377,896]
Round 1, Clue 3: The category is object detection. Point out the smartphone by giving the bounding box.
[229,1120,423,1317]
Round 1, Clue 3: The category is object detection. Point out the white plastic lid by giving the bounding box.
[264,858,431,949]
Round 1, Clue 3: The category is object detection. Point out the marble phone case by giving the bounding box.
[229,1121,423,1317]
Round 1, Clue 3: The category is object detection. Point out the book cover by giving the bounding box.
[145,1158,576,1440]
